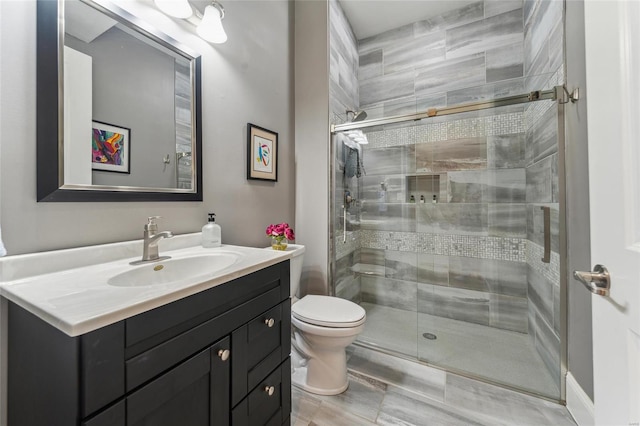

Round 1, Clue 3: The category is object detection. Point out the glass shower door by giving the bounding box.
[414,102,561,399]
[332,92,563,401]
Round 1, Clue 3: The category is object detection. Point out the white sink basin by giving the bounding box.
[108,253,240,287]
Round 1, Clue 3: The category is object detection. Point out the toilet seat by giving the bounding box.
[292,295,366,328]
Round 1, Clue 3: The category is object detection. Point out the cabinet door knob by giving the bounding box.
[264,318,275,328]
[264,385,275,396]
[217,349,230,361]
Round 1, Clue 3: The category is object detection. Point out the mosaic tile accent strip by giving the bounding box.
[526,240,560,286]
[446,118,486,139]
[364,112,523,149]
[366,126,417,148]
[418,234,526,261]
[415,122,448,143]
[360,230,418,252]
[336,230,360,260]
[359,230,526,262]
[485,112,524,136]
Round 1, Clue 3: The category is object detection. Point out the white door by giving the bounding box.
[584,1,640,425]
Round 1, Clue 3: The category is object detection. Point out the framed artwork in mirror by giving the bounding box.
[247,123,278,182]
[91,121,130,173]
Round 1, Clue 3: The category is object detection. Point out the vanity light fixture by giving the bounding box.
[196,1,227,44]
[154,0,228,44]
[154,0,193,19]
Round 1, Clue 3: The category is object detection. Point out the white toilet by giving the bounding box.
[281,244,366,395]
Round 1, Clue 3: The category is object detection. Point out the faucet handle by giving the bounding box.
[145,216,162,231]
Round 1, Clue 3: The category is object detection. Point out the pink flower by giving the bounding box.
[265,224,275,236]
[265,222,294,241]
[284,228,295,240]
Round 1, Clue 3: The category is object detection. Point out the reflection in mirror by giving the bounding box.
[37,0,202,201]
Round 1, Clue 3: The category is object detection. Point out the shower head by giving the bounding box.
[346,110,367,122]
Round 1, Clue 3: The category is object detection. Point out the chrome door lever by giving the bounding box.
[573,264,610,296]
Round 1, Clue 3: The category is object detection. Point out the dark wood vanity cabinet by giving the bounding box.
[7,261,291,426]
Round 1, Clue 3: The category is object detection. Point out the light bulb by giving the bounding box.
[154,0,192,19]
[197,4,227,44]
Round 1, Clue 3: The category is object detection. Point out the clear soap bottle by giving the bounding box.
[202,213,221,248]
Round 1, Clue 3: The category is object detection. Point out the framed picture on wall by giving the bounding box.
[91,121,131,173]
[247,123,278,181]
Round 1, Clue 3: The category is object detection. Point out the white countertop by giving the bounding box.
[0,234,292,337]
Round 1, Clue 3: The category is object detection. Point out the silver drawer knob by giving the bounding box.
[217,349,230,361]
[264,385,275,396]
[264,318,275,328]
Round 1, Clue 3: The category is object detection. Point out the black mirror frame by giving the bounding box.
[36,0,203,202]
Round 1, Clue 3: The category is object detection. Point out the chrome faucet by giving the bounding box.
[131,216,174,265]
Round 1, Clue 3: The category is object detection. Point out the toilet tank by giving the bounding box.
[264,244,305,298]
[284,244,305,298]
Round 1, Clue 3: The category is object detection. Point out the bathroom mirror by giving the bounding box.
[37,0,202,201]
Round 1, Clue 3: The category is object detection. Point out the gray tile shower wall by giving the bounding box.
[352,99,529,333]
[353,8,542,330]
[358,2,526,112]
[330,0,361,279]
[329,0,358,121]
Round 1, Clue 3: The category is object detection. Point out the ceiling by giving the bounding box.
[338,0,477,40]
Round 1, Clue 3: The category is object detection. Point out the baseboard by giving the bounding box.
[566,372,594,426]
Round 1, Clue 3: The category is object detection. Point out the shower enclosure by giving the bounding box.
[324,0,567,402]
[329,88,566,401]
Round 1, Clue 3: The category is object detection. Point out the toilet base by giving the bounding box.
[291,365,349,395]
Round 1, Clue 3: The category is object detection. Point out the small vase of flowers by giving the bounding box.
[266,222,295,251]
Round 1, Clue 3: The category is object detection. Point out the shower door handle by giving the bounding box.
[342,204,347,243]
[573,264,610,296]
[540,206,551,263]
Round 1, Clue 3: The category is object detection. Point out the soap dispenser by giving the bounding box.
[202,213,221,248]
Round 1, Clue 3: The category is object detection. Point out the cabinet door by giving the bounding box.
[232,301,291,406]
[232,358,291,426]
[125,336,230,426]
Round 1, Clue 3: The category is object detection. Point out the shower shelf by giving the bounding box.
[406,174,442,204]
[351,263,386,276]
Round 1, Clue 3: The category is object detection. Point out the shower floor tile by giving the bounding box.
[357,302,559,398]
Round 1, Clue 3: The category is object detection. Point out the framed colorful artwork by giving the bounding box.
[91,121,131,173]
[247,123,278,181]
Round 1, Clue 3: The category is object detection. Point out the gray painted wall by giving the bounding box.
[565,0,594,401]
[66,28,178,188]
[294,0,330,297]
[0,0,295,256]
[0,2,294,423]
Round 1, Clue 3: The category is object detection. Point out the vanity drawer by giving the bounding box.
[125,262,289,354]
[231,300,291,407]
[126,287,281,392]
[232,358,291,426]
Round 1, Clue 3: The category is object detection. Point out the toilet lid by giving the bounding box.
[292,295,366,328]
